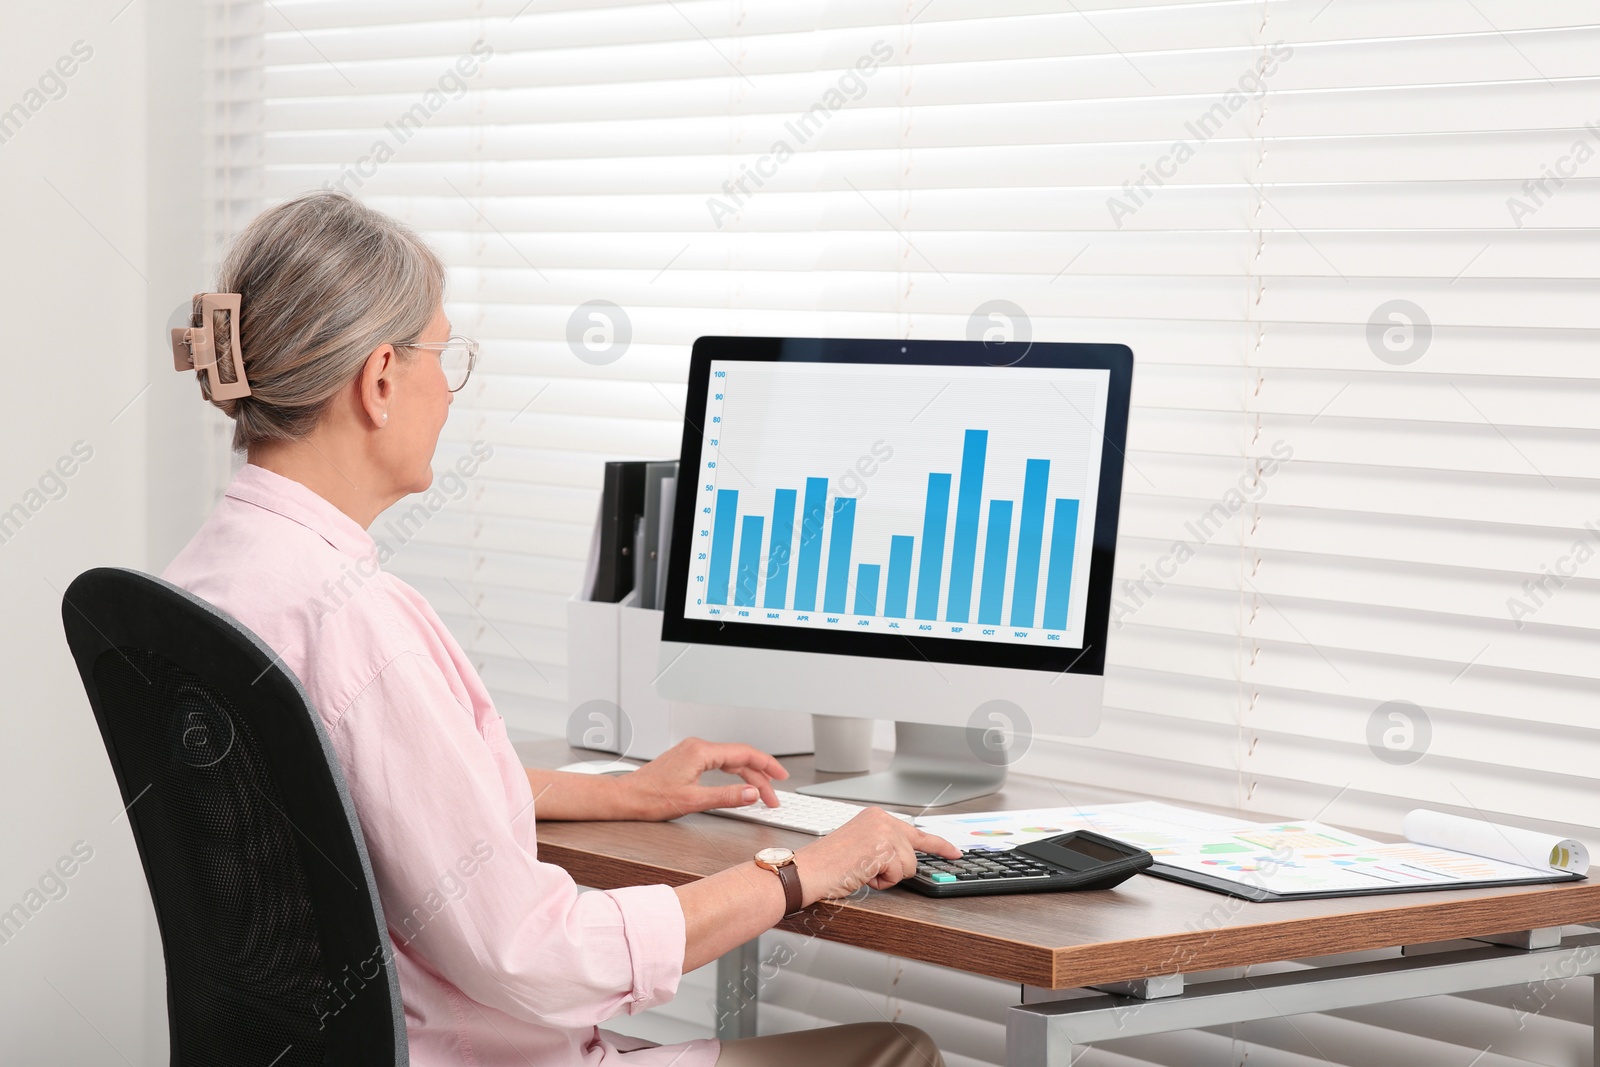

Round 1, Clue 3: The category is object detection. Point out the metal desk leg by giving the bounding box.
[715,940,761,1041]
[1592,972,1598,1067]
[1006,1009,1073,1067]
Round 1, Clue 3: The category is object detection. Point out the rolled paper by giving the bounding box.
[1403,809,1589,876]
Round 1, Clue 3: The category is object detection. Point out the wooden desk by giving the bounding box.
[518,739,1600,1064]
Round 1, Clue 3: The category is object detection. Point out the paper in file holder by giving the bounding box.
[566,589,813,760]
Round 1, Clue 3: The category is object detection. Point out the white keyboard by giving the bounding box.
[706,790,915,836]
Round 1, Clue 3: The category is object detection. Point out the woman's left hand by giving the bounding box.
[618,737,789,821]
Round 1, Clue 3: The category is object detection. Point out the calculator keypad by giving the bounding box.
[914,850,1059,884]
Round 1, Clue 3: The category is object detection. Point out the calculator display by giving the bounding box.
[1064,837,1128,863]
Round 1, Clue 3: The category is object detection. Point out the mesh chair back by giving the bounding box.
[61,567,406,1066]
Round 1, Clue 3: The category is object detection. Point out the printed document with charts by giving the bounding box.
[913,803,1589,901]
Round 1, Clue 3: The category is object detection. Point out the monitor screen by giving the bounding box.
[662,338,1131,676]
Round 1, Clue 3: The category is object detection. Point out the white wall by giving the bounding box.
[0,1,202,1062]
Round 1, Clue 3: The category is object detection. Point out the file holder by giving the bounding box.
[566,590,813,760]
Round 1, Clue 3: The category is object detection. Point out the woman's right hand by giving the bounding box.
[792,808,961,905]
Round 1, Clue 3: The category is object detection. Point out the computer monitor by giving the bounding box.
[658,337,1132,806]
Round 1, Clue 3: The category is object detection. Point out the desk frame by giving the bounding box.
[1006,930,1600,1066]
[713,930,1600,1065]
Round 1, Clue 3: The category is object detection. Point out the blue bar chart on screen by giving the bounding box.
[685,360,1109,650]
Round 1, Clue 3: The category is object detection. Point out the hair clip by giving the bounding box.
[171,292,250,400]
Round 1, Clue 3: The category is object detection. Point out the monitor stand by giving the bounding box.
[795,722,1004,808]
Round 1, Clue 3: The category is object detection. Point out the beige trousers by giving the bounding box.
[714,1022,945,1067]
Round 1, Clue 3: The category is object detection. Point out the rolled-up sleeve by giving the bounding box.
[331,649,686,1029]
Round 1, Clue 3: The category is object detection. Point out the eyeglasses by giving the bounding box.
[398,335,478,392]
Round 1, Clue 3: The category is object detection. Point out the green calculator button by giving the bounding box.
[928,872,957,883]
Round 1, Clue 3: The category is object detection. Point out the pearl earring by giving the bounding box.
[382,413,389,423]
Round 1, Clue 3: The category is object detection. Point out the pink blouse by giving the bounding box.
[164,463,718,1067]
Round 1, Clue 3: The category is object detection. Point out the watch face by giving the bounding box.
[756,847,795,866]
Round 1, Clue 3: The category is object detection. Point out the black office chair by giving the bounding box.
[61,567,407,1066]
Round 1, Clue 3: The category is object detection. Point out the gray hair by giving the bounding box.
[191,191,445,451]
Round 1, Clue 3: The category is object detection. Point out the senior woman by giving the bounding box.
[163,191,960,1067]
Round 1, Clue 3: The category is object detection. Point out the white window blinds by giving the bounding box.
[200,0,268,486]
[206,2,1600,1062]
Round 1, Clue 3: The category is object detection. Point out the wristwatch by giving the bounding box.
[754,847,805,917]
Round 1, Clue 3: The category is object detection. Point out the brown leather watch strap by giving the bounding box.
[774,861,804,917]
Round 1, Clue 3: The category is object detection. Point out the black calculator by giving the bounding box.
[903,830,1154,898]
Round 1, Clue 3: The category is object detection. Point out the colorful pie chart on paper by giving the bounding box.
[1202,859,1269,872]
